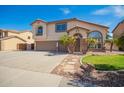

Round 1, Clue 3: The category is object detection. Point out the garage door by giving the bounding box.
[17,43,27,50]
[36,41,57,51]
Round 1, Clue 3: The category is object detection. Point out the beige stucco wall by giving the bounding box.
[0,31,34,51]
[32,22,47,41]
[69,28,88,38]
[47,23,67,41]
[7,31,34,44]
[32,20,108,42]
[68,20,108,41]
[19,32,34,44]
[1,38,26,51]
[19,32,34,50]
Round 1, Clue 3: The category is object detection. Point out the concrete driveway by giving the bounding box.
[0,51,67,87]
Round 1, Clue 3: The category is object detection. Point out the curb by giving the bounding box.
[79,54,92,65]
[80,56,83,65]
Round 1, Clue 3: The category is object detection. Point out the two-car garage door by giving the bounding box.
[36,41,57,51]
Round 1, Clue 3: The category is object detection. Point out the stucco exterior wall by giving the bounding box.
[32,22,47,41]
[68,20,108,41]
[32,19,108,51]
[0,30,34,51]
[8,32,19,37]
[32,20,108,42]
[69,28,88,38]
[47,23,67,41]
[1,38,26,51]
[7,31,34,44]
[19,32,34,44]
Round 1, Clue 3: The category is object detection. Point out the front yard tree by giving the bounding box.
[105,38,118,52]
[116,36,124,51]
[105,33,116,52]
[60,35,76,54]
[87,38,97,49]
[105,39,114,52]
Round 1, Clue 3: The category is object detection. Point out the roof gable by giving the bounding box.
[31,19,47,25]
[67,26,90,32]
[32,18,109,29]
[0,36,26,42]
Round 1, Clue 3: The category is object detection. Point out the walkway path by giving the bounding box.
[51,54,82,87]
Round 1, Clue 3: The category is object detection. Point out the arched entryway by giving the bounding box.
[74,33,83,52]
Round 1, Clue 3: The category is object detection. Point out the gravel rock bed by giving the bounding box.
[76,63,124,87]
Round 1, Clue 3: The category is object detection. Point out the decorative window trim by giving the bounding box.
[36,26,43,36]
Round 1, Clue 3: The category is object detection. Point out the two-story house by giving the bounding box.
[0,29,34,51]
[31,18,109,52]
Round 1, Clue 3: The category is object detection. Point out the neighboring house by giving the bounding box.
[0,29,34,51]
[31,18,109,52]
[112,20,124,50]
[113,20,124,38]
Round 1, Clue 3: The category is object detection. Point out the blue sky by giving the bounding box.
[0,5,124,34]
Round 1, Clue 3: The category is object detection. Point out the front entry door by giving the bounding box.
[75,38,80,52]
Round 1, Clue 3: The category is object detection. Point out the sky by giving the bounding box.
[0,5,124,34]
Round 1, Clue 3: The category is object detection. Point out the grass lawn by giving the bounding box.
[82,54,124,71]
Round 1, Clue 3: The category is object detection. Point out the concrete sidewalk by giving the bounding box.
[0,66,63,87]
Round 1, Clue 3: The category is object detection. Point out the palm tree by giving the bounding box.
[87,38,97,49]
[60,35,76,53]
[105,38,117,52]
[116,36,124,51]
[105,39,113,52]
[106,33,112,40]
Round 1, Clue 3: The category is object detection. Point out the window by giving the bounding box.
[88,31,103,49]
[37,26,43,35]
[56,23,67,32]
[28,36,30,39]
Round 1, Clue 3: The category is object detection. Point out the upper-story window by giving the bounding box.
[55,23,67,32]
[36,26,43,35]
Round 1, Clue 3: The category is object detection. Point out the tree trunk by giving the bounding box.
[67,44,75,54]
[110,42,113,52]
[67,45,72,54]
